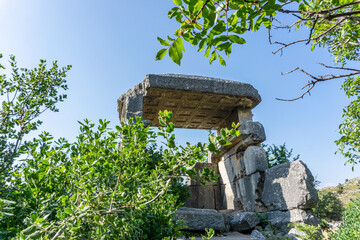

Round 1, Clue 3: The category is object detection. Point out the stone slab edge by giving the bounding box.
[118,74,262,114]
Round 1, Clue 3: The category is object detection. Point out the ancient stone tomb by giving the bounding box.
[118,74,319,231]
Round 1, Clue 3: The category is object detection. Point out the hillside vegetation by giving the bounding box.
[320,177,360,206]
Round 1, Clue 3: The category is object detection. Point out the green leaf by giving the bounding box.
[216,42,231,51]
[263,18,272,29]
[157,37,170,46]
[218,55,226,66]
[220,129,226,138]
[228,35,246,44]
[208,143,216,152]
[198,39,206,52]
[28,231,41,239]
[0,199,16,205]
[209,51,217,64]
[176,37,185,52]
[65,207,73,214]
[168,7,179,19]
[204,45,211,57]
[155,49,167,61]
[212,35,228,46]
[166,122,175,133]
[22,225,36,235]
[173,0,182,6]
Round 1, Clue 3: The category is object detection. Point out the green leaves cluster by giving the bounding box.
[208,122,240,154]
[157,0,290,65]
[289,223,321,240]
[156,37,185,65]
[12,115,200,239]
[303,0,360,64]
[0,55,71,239]
[1,109,240,239]
[0,55,243,239]
[0,54,71,184]
[262,143,300,168]
[336,75,360,169]
[330,197,360,239]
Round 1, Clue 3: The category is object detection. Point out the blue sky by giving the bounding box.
[0,0,358,187]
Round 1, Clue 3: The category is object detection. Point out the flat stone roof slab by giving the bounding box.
[118,74,261,129]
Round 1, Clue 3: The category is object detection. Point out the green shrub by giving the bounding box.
[330,197,360,240]
[0,54,71,240]
[0,55,240,239]
[262,143,300,168]
[2,111,237,239]
[336,184,344,194]
[290,223,321,240]
[13,114,198,239]
[314,191,344,228]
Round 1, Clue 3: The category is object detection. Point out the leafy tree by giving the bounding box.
[0,54,71,184]
[158,0,360,168]
[262,143,300,167]
[0,54,71,238]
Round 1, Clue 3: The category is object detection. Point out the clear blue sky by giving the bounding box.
[0,0,358,187]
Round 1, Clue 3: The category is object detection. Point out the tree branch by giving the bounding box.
[272,18,345,54]
[277,64,360,101]
[279,0,360,15]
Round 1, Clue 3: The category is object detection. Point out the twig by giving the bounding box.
[193,0,210,22]
[277,64,360,101]
[273,18,345,54]
[141,191,163,206]
[318,63,360,72]
[279,1,360,15]
[307,16,318,44]
[51,224,65,240]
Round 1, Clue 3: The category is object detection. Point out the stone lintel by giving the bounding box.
[118,74,261,129]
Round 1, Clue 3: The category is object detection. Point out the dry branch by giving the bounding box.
[277,64,360,101]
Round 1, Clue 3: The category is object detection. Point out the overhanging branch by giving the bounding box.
[277,63,360,101]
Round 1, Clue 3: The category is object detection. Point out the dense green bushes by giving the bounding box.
[330,198,360,239]
[0,54,242,239]
[315,191,344,228]
[2,111,228,239]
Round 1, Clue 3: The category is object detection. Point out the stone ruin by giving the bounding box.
[118,74,319,233]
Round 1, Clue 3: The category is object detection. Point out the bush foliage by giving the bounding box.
[262,143,300,168]
[0,56,241,239]
[330,197,360,240]
[314,191,344,229]
[1,110,236,239]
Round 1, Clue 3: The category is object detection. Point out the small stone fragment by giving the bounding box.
[251,230,266,240]
[228,211,260,232]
